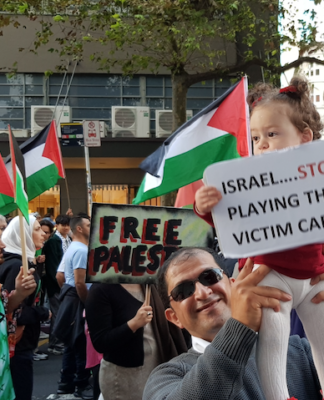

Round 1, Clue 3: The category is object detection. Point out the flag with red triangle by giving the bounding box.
[8,125,29,222]
[133,77,251,204]
[0,121,65,216]
[0,151,14,210]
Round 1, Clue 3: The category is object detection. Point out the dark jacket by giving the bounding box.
[0,252,50,353]
[53,284,85,346]
[42,234,63,298]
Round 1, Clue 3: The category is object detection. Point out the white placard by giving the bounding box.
[203,141,324,258]
[83,120,101,147]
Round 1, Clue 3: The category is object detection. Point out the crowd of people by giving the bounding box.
[0,75,323,400]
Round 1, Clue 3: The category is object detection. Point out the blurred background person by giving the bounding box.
[40,219,64,355]
[86,283,188,400]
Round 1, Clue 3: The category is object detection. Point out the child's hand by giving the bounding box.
[195,185,222,215]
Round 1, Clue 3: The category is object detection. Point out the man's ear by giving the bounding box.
[301,127,313,143]
[165,308,184,329]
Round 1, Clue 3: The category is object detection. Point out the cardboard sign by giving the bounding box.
[203,141,324,258]
[86,203,214,284]
[83,120,101,147]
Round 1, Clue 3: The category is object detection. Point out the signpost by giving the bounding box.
[204,141,324,258]
[86,203,214,284]
[83,120,101,147]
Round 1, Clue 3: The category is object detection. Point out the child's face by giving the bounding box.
[250,103,306,155]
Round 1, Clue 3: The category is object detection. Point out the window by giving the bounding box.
[0,74,44,130]
[28,186,60,218]
[0,73,231,134]
[316,95,320,102]
[91,184,161,205]
[316,69,320,76]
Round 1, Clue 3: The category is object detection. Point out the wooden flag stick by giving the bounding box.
[18,210,29,276]
[145,284,151,306]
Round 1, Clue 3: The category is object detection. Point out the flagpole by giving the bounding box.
[18,210,29,276]
[84,145,92,217]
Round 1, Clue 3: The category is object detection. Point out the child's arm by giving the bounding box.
[194,185,222,227]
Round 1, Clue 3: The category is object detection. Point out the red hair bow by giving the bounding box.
[252,96,262,108]
[279,85,298,94]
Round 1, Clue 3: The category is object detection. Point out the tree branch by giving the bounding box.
[184,56,324,86]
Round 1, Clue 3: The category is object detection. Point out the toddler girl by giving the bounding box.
[195,76,324,400]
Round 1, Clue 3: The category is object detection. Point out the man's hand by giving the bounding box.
[231,259,292,332]
[195,185,222,215]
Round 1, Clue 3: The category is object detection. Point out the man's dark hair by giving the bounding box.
[70,215,90,234]
[40,219,54,234]
[76,212,91,219]
[157,247,229,309]
[55,214,70,226]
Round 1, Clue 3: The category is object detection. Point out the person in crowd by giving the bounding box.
[31,212,42,222]
[86,277,188,400]
[0,225,37,400]
[143,247,323,400]
[0,215,51,400]
[55,214,71,252]
[0,214,8,234]
[194,77,324,400]
[40,219,64,355]
[43,213,56,226]
[54,216,93,400]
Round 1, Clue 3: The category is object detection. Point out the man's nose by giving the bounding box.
[194,282,212,299]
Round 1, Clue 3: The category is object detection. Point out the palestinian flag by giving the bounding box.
[8,125,29,221]
[0,152,14,210]
[133,77,251,204]
[0,121,65,216]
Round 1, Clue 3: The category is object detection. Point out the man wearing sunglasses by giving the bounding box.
[143,247,322,400]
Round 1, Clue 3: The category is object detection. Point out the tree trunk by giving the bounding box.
[160,74,188,207]
[171,73,188,131]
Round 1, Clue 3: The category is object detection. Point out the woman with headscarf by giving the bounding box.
[0,215,50,400]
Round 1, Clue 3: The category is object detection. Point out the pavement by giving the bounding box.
[32,340,76,400]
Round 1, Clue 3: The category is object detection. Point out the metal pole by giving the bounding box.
[84,145,92,217]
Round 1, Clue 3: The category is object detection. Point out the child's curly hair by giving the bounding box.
[247,76,323,140]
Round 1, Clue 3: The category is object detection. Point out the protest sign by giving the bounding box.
[86,203,214,284]
[203,141,324,258]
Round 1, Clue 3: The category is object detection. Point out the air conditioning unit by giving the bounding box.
[155,110,193,137]
[31,105,72,137]
[0,129,29,138]
[111,106,150,138]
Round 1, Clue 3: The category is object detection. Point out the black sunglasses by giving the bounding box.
[169,268,224,302]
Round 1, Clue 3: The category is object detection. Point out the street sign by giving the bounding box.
[60,123,84,146]
[83,120,101,147]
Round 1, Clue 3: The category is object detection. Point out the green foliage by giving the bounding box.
[0,0,323,128]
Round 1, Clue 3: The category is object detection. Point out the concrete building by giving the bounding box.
[299,49,324,135]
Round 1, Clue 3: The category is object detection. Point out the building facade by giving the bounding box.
[299,49,324,133]
[0,15,265,216]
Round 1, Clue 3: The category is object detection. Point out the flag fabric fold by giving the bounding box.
[133,77,251,205]
[0,121,65,216]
